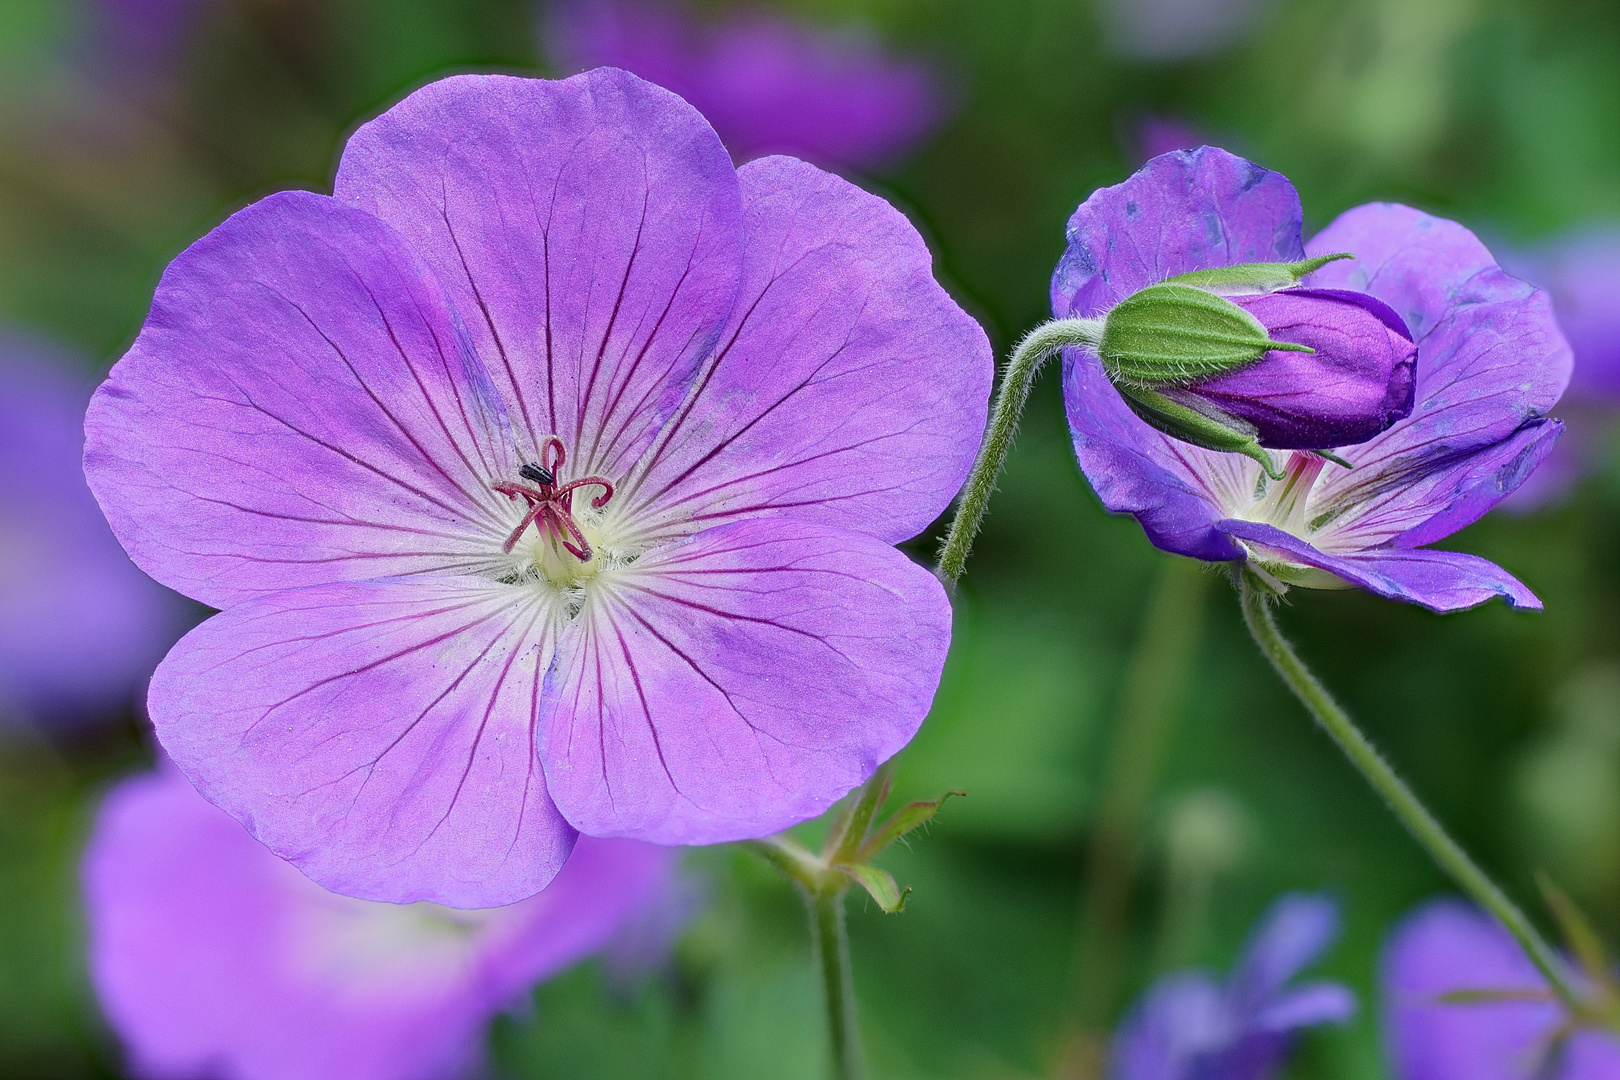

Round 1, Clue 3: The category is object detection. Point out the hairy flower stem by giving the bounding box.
[1062,558,1210,1079]
[937,318,1103,583]
[808,885,862,1080]
[1237,570,1586,1016]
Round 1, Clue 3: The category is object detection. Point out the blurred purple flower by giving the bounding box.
[84,70,990,907]
[1054,147,1570,613]
[1499,227,1620,510]
[88,0,212,78]
[0,334,183,728]
[1383,901,1620,1080]
[1111,893,1355,1080]
[546,0,946,170]
[1131,117,1208,164]
[83,764,674,1080]
[1104,0,1269,60]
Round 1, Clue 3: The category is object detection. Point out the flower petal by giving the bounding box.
[85,191,519,610]
[1050,146,1306,320]
[334,70,744,481]
[1227,892,1341,1010]
[1304,205,1573,546]
[148,578,576,907]
[1062,350,1241,561]
[84,766,672,1080]
[1380,901,1620,1080]
[1252,982,1357,1032]
[538,517,951,844]
[617,155,991,545]
[1216,519,1541,612]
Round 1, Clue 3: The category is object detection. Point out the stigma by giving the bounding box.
[492,436,615,567]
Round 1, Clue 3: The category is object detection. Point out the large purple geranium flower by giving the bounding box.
[0,334,184,727]
[84,69,991,906]
[83,764,673,1080]
[1054,147,1570,613]
[1383,901,1620,1080]
[546,0,945,170]
[1110,893,1355,1080]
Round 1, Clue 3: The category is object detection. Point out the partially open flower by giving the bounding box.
[1055,147,1569,613]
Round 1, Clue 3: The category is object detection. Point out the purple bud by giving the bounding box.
[1169,288,1418,450]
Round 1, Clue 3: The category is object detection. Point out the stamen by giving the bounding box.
[490,440,616,564]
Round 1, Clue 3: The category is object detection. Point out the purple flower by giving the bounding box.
[88,0,212,78]
[1383,901,1620,1080]
[546,0,946,170]
[84,70,990,906]
[0,333,183,727]
[83,764,673,1080]
[1110,893,1356,1080]
[1054,147,1570,613]
[1146,287,1417,450]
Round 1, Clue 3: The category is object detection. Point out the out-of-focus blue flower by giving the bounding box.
[88,0,212,80]
[1104,0,1269,60]
[0,333,184,729]
[1383,901,1620,1080]
[1110,893,1355,1080]
[545,0,947,170]
[83,763,678,1080]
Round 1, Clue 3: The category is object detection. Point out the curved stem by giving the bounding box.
[807,885,862,1080]
[936,318,1103,583]
[1237,571,1585,1014]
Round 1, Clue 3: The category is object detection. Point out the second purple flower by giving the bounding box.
[84,69,992,907]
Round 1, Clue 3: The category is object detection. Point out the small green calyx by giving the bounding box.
[1099,283,1312,391]
[748,763,963,913]
[1117,384,1284,480]
[1163,252,1354,296]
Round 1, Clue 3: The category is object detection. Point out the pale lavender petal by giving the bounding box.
[1305,205,1572,547]
[538,517,951,844]
[1051,146,1306,321]
[1229,893,1342,1010]
[85,191,519,611]
[547,0,946,170]
[0,337,185,723]
[1380,901,1620,1080]
[147,578,576,907]
[1254,982,1358,1032]
[617,155,992,545]
[84,765,673,1080]
[334,70,744,481]
[1216,520,1541,612]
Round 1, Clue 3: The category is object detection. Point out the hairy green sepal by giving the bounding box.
[1117,384,1284,480]
[1164,253,1353,295]
[1098,283,1313,391]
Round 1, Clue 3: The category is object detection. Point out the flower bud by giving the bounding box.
[1097,262,1417,474]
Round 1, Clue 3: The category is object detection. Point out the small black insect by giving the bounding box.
[519,462,555,487]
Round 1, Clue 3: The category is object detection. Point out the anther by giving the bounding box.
[491,440,616,563]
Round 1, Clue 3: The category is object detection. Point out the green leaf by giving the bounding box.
[838,863,911,913]
[1164,253,1354,295]
[857,790,966,862]
[1099,284,1312,390]
[1116,385,1283,479]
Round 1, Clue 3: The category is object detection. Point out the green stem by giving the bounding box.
[1237,570,1585,1015]
[807,885,862,1080]
[936,318,1103,583]
[1071,559,1210,1034]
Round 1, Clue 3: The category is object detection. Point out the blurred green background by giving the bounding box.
[4,0,1620,1077]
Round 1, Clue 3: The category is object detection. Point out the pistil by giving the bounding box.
[492,436,614,563]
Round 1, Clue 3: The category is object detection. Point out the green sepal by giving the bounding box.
[838,864,911,913]
[1118,384,1283,480]
[1436,988,1556,1005]
[1164,253,1354,296]
[1099,283,1312,390]
[1539,873,1612,986]
[856,790,965,863]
